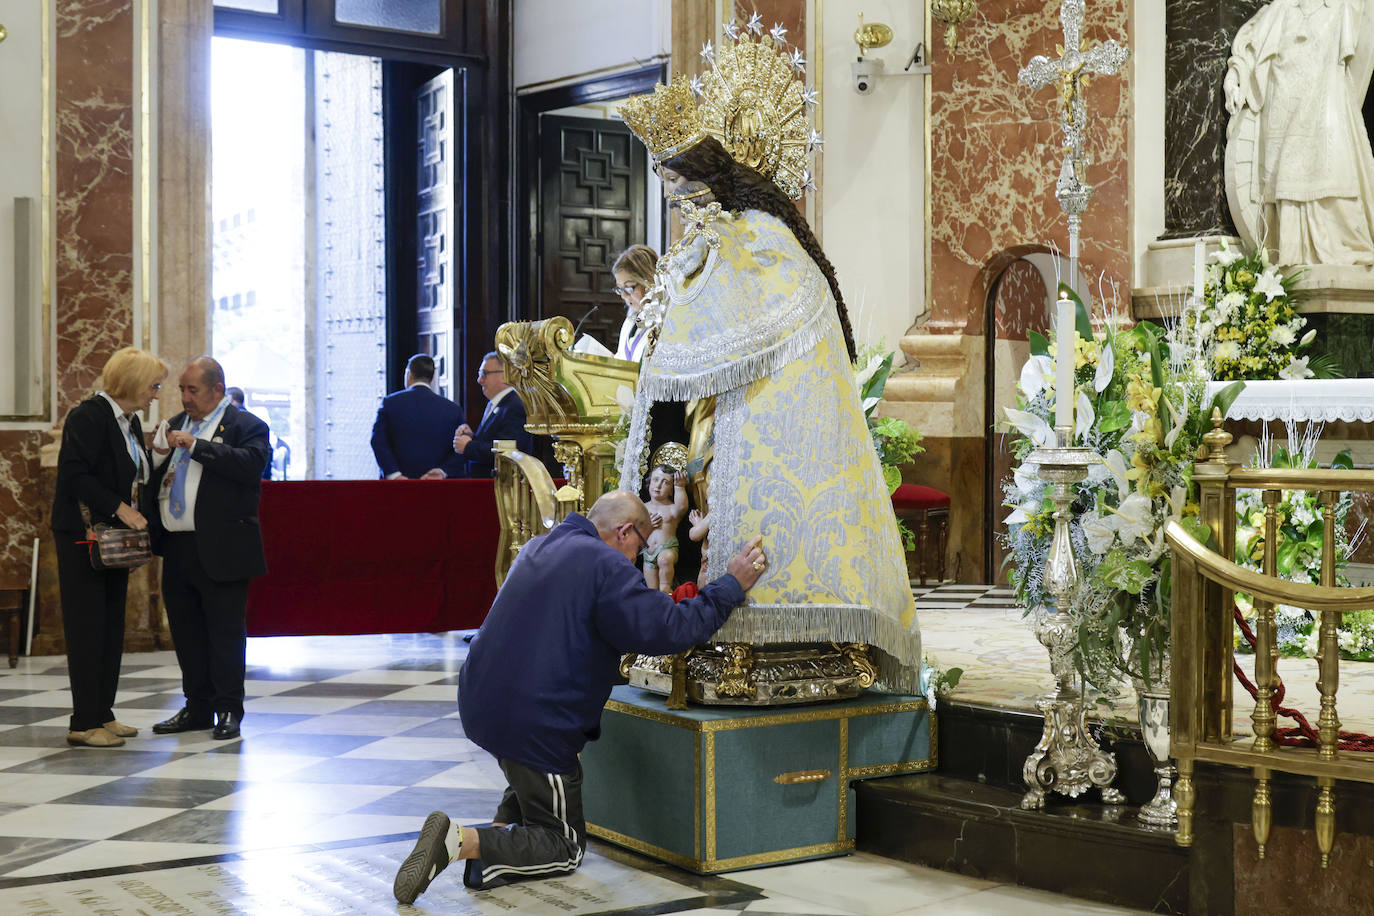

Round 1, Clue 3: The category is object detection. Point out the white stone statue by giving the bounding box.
[1225,0,1374,266]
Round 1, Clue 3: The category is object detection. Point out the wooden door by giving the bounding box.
[538,115,646,351]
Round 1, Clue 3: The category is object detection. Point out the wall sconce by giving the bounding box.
[930,0,978,54]
[851,13,929,94]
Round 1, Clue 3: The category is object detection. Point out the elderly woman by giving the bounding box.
[51,347,168,747]
[611,244,658,362]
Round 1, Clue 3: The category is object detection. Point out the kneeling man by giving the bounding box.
[393,490,766,902]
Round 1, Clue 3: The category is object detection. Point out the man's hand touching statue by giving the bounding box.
[727,536,767,591]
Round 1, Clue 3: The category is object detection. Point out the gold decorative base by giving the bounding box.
[623,643,877,707]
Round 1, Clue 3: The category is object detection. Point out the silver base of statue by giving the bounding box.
[624,643,875,706]
[1019,428,1125,810]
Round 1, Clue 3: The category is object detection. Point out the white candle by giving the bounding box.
[1193,239,1206,305]
[1055,290,1075,432]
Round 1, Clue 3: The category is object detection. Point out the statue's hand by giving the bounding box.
[1223,67,1242,116]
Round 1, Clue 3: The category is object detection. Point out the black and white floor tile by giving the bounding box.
[0,629,1144,914]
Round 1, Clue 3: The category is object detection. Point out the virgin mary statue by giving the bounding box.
[1226,0,1374,265]
[617,26,920,695]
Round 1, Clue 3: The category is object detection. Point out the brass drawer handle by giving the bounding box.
[774,769,832,785]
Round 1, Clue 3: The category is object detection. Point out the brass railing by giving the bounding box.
[492,441,578,587]
[1167,412,1374,867]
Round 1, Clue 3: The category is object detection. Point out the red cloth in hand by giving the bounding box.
[672,582,699,602]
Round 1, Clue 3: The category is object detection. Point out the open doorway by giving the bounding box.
[211,36,457,480]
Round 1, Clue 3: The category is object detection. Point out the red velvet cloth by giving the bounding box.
[890,483,951,512]
[246,480,501,637]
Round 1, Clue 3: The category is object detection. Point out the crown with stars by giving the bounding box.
[621,14,821,199]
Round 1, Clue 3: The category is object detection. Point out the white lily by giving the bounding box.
[1279,355,1314,380]
[862,396,882,415]
[1109,491,1155,546]
[1012,461,1041,495]
[1212,242,1242,267]
[1167,484,1188,519]
[854,352,886,390]
[615,385,636,413]
[1004,495,1042,527]
[1094,342,1114,393]
[1019,355,1054,400]
[1101,449,1131,500]
[1255,267,1286,302]
[1144,526,1168,564]
[1004,407,1055,449]
[1075,391,1095,442]
[1300,328,1316,346]
[1082,513,1118,554]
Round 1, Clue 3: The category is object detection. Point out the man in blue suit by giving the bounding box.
[452,351,532,478]
[371,354,467,480]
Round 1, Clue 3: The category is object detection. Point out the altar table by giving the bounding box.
[1208,378,1374,424]
[246,479,500,637]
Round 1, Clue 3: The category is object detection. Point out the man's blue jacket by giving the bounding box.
[458,513,745,774]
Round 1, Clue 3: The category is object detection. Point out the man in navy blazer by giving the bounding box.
[371,354,467,480]
[453,351,532,478]
[146,356,270,741]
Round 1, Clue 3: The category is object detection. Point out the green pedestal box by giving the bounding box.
[582,686,936,873]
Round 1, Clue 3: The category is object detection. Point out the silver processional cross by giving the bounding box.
[1018,0,1128,294]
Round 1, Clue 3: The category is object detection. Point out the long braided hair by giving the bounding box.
[662,137,858,362]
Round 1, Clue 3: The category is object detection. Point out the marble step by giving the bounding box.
[853,773,1189,914]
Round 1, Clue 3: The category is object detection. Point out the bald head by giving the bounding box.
[587,490,650,535]
[179,355,227,421]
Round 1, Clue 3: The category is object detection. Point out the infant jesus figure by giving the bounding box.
[642,465,689,593]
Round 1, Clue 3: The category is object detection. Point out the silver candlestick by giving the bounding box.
[1020,426,1126,810]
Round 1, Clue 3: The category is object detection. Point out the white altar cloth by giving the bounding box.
[1206,379,1374,423]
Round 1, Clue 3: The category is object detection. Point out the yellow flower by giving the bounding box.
[1125,377,1162,414]
[1074,337,1100,369]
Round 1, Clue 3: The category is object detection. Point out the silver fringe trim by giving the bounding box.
[711,602,923,694]
[703,385,746,585]
[619,380,656,494]
[639,299,830,403]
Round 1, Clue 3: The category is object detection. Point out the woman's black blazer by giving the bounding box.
[51,396,145,537]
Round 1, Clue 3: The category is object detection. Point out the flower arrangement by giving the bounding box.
[1174,242,1338,381]
[1003,286,1242,691]
[856,346,924,549]
[1232,427,1374,662]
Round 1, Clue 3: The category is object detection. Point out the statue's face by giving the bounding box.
[657,166,714,208]
[649,469,673,500]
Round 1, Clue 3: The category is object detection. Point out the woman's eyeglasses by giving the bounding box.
[613,283,641,297]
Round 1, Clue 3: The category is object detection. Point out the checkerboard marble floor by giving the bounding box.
[0,625,1150,914]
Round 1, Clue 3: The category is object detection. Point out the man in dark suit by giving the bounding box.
[147,356,270,741]
[371,354,467,480]
[452,351,532,477]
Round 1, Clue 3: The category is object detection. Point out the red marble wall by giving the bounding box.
[0,1,134,617]
[729,1,804,45]
[929,0,1131,333]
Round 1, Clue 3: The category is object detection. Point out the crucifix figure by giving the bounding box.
[1018,0,1128,293]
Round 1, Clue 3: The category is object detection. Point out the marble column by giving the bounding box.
[1160,0,1265,239]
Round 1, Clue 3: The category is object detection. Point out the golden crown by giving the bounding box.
[619,77,708,163]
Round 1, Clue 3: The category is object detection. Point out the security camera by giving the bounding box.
[852,56,885,95]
